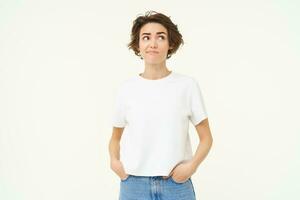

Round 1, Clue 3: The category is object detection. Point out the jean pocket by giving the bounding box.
[170,176,189,184]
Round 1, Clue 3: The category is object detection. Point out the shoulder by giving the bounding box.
[172,72,199,86]
[115,75,138,93]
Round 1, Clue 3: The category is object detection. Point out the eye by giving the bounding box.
[158,35,165,40]
[142,36,150,40]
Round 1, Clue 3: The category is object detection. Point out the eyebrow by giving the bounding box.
[141,32,167,36]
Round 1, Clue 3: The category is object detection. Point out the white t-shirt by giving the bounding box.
[112,71,208,176]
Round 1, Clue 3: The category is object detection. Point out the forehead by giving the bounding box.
[140,22,168,35]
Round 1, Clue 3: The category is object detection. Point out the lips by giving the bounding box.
[147,51,159,54]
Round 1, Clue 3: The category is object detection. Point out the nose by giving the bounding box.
[150,39,158,48]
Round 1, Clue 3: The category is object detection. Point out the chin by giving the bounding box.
[144,58,164,64]
[145,60,162,65]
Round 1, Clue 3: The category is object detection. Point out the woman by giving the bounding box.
[109,11,213,200]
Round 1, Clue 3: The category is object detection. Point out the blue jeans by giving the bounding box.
[119,175,196,200]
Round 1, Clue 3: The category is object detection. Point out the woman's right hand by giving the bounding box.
[110,159,129,180]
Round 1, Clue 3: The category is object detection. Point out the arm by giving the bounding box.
[168,118,213,182]
[109,127,124,162]
[109,127,128,179]
[191,118,213,171]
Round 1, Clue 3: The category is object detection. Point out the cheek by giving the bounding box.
[162,47,170,54]
[160,42,170,50]
[138,42,146,51]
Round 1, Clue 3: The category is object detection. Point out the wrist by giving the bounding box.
[190,159,199,172]
[110,157,119,163]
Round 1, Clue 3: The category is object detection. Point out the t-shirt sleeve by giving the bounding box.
[111,86,127,128]
[188,79,208,126]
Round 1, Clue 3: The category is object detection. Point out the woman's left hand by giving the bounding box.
[169,160,196,183]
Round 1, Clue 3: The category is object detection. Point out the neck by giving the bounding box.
[141,62,171,80]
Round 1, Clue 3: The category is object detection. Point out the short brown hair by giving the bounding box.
[127,11,184,59]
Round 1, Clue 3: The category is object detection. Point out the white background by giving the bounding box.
[0,0,299,199]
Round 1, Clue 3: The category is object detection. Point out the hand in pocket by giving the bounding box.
[168,160,195,183]
[110,159,128,180]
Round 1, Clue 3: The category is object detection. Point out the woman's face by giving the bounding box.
[138,22,172,64]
